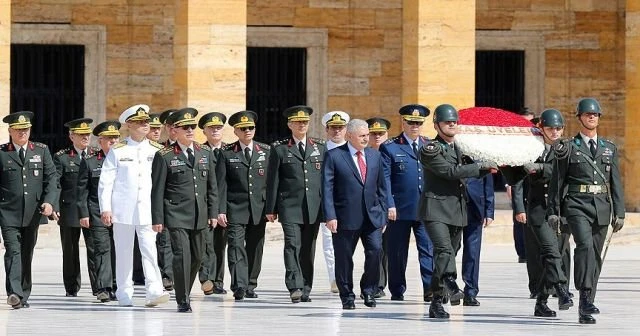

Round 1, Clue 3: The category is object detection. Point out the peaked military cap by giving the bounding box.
[3,111,34,130]
[159,109,178,125]
[167,107,198,127]
[93,120,121,137]
[283,105,313,122]
[399,104,430,122]
[149,113,163,128]
[119,104,150,123]
[198,112,227,129]
[322,111,350,126]
[64,118,93,134]
[229,110,258,128]
[366,117,391,132]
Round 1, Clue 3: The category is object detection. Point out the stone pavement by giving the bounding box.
[0,228,639,336]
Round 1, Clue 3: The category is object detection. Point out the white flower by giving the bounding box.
[455,127,544,166]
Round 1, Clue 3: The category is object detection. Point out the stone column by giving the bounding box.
[173,0,247,142]
[0,0,10,143]
[402,0,476,137]
[625,0,640,210]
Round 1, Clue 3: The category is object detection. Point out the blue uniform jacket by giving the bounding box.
[466,174,495,223]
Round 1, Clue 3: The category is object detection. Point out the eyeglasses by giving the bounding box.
[180,125,197,130]
[406,121,424,126]
[239,126,255,131]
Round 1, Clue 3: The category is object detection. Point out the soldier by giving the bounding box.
[160,109,178,146]
[379,104,434,302]
[547,98,625,324]
[518,109,574,317]
[0,111,59,309]
[98,104,170,307]
[77,121,121,302]
[198,112,229,295]
[367,117,390,151]
[418,104,497,319]
[266,105,326,303]
[147,113,163,142]
[54,118,99,297]
[151,108,218,312]
[320,111,350,294]
[216,111,270,300]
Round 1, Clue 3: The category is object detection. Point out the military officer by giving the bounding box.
[198,112,229,295]
[547,98,625,324]
[367,117,390,151]
[151,108,218,312]
[216,111,270,300]
[147,113,163,142]
[98,104,170,307]
[379,104,434,302]
[77,121,121,302]
[0,111,59,309]
[418,104,497,319]
[518,109,574,317]
[54,118,99,297]
[160,109,178,146]
[266,105,326,303]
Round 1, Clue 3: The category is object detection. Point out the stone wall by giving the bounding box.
[0,0,10,143]
[625,0,640,211]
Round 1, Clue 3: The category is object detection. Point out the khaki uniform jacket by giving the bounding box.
[76,150,107,226]
[54,146,98,227]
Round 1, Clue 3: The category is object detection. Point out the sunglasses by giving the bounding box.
[239,126,255,131]
[407,121,424,126]
[180,125,197,130]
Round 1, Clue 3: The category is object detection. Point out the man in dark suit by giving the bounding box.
[548,98,625,324]
[198,111,229,295]
[54,118,98,297]
[77,120,121,302]
[216,111,270,300]
[379,104,434,302]
[266,105,326,303]
[322,119,388,310]
[1,111,59,309]
[151,108,218,312]
[458,174,494,306]
[419,104,497,319]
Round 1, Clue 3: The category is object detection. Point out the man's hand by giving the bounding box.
[79,217,90,228]
[611,217,624,233]
[524,162,543,174]
[217,214,227,227]
[478,161,498,171]
[266,214,277,223]
[152,224,163,233]
[505,185,512,200]
[483,218,494,228]
[326,219,338,233]
[388,207,397,221]
[101,211,113,226]
[547,215,560,231]
[209,218,218,229]
[40,203,53,216]
[515,212,527,224]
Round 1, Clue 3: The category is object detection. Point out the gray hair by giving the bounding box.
[346,119,368,134]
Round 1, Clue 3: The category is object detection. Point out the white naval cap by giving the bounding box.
[119,104,151,124]
[321,111,350,126]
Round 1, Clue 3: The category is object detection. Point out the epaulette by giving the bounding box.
[200,143,211,151]
[421,141,442,158]
[601,138,617,148]
[271,138,289,147]
[310,137,325,145]
[113,140,128,149]
[32,142,48,148]
[85,152,97,159]
[222,143,235,151]
[149,140,164,149]
[158,146,173,156]
[0,143,7,150]
[55,147,70,157]
[383,138,394,145]
[256,142,271,150]
[553,138,571,159]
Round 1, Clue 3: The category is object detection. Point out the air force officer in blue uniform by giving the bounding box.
[378,104,434,301]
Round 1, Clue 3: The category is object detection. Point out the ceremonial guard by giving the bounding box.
[198,112,229,295]
[151,108,218,312]
[77,121,121,302]
[266,105,326,303]
[547,98,625,324]
[98,104,170,307]
[379,104,434,302]
[1,111,59,309]
[216,111,269,300]
[419,104,497,319]
[54,118,98,297]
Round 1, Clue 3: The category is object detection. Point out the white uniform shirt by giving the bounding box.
[326,140,346,151]
[98,137,160,225]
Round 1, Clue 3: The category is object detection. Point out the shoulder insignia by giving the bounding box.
[113,140,128,149]
[256,142,271,150]
[149,140,164,149]
[601,138,617,148]
[573,137,581,146]
[158,146,173,156]
[421,141,442,158]
[310,137,325,145]
[0,143,7,150]
[32,142,48,149]
[55,148,69,157]
[222,143,235,151]
[271,138,289,147]
[200,143,211,151]
[383,138,394,145]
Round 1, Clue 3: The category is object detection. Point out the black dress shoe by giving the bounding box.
[390,295,404,301]
[463,296,480,306]
[177,303,192,313]
[579,313,596,324]
[20,302,30,309]
[213,286,227,295]
[162,278,174,291]
[290,289,302,303]
[428,296,449,319]
[109,290,117,301]
[342,301,356,310]
[301,295,312,302]
[65,292,78,297]
[245,290,258,299]
[363,294,376,308]
[424,291,433,303]
[444,276,464,303]
[529,292,538,299]
[234,288,246,301]
[534,299,556,317]
[554,284,573,310]
[579,290,599,315]
[518,257,527,263]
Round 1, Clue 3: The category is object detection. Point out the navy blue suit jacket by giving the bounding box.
[322,143,388,231]
[465,174,495,223]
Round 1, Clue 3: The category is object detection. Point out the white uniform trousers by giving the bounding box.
[320,223,336,283]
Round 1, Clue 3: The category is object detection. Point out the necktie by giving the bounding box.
[356,151,367,182]
[187,148,195,166]
[412,141,418,157]
[81,150,86,160]
[298,141,305,157]
[244,147,251,162]
[589,139,597,157]
[19,147,25,164]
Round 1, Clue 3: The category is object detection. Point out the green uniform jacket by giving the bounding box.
[151,142,218,230]
[418,137,486,226]
[0,142,59,227]
[548,134,625,224]
[216,141,270,225]
[54,146,98,227]
[526,145,555,226]
[76,150,107,226]
[265,137,326,225]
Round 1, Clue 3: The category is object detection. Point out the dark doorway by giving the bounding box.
[475,50,525,114]
[10,44,85,152]
[246,47,307,144]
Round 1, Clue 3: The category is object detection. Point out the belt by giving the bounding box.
[567,184,608,194]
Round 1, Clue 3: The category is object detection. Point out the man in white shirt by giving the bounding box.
[98,104,170,307]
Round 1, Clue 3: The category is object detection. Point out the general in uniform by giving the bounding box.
[0,111,59,309]
[54,118,98,297]
[216,111,269,300]
[266,105,326,303]
[547,98,625,324]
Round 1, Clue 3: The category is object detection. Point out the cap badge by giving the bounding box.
[373,122,381,128]
[108,125,116,131]
[80,122,88,128]
[412,109,420,116]
[18,115,26,122]
[184,113,192,119]
[297,110,306,117]
[212,116,220,123]
[332,114,342,122]
[240,116,249,122]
